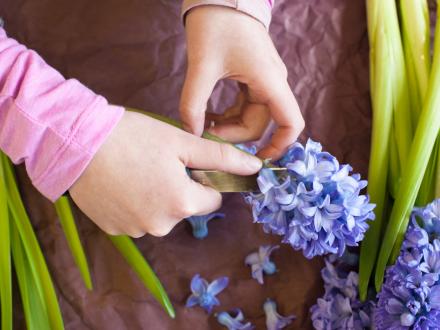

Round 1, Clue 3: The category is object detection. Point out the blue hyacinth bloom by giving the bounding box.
[245,139,375,259]
[263,299,296,330]
[186,213,225,239]
[217,309,254,330]
[186,274,229,314]
[374,199,440,329]
[310,258,373,330]
[245,245,279,284]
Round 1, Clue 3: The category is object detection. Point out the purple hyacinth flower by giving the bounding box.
[263,299,296,330]
[245,139,375,259]
[374,199,440,329]
[245,245,279,284]
[217,309,254,330]
[311,258,373,330]
[186,213,225,239]
[186,274,229,314]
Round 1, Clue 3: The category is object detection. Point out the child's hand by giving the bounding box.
[180,5,304,160]
[69,111,262,237]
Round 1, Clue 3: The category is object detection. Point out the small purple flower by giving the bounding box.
[216,309,254,330]
[186,213,225,239]
[245,245,279,284]
[311,258,373,330]
[186,274,229,314]
[374,199,440,329]
[263,299,296,330]
[245,139,375,259]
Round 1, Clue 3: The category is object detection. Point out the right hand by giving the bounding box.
[69,111,262,238]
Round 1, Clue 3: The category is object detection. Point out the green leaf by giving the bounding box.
[416,137,439,207]
[54,197,93,290]
[0,155,12,330]
[384,0,413,172]
[1,153,64,329]
[107,235,175,318]
[359,7,394,300]
[400,0,435,208]
[400,0,431,116]
[436,141,440,197]
[11,222,51,330]
[374,4,440,290]
[388,124,401,198]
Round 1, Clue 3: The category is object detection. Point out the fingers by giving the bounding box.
[254,78,304,160]
[208,102,271,142]
[180,65,220,136]
[180,135,262,175]
[182,174,223,216]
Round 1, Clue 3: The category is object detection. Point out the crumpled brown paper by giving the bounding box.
[0,0,370,328]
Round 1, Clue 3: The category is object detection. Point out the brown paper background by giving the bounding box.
[0,0,371,329]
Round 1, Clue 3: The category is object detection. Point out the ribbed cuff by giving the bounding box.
[181,0,272,30]
[34,103,124,201]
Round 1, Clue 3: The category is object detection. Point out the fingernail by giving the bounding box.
[247,156,263,172]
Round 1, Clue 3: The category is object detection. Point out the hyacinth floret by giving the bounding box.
[245,245,279,284]
[263,299,296,330]
[186,274,229,314]
[310,258,373,329]
[216,309,254,330]
[186,213,225,239]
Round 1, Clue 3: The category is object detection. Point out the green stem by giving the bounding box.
[129,108,227,144]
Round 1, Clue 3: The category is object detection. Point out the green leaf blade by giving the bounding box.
[374,4,440,289]
[359,5,394,300]
[54,197,93,290]
[1,153,64,330]
[108,235,175,318]
[11,222,51,330]
[0,156,12,330]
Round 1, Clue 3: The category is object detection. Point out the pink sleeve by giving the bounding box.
[182,0,274,29]
[0,28,124,201]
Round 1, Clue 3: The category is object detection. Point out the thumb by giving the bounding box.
[181,135,262,175]
[180,66,219,136]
